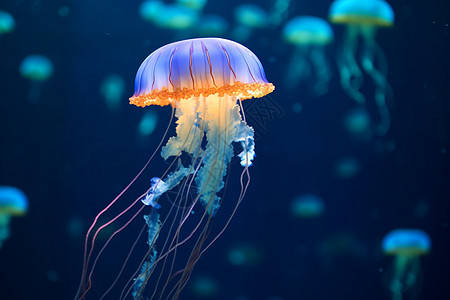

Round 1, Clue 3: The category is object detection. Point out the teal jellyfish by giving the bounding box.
[140,1,198,30]
[19,55,54,102]
[283,16,333,95]
[190,275,219,298]
[269,0,291,26]
[344,107,372,140]
[0,186,28,248]
[233,4,268,42]
[176,0,207,11]
[100,74,125,111]
[138,111,158,137]
[334,156,360,179]
[329,0,394,135]
[227,243,264,266]
[382,229,431,300]
[196,15,228,37]
[0,10,15,35]
[291,194,324,218]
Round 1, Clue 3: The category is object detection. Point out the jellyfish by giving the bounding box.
[269,0,291,26]
[75,38,274,300]
[382,229,431,300]
[140,1,198,30]
[227,243,264,266]
[19,55,53,102]
[344,106,372,140]
[0,10,15,35]
[100,74,125,111]
[176,0,207,11]
[329,0,394,135]
[232,4,268,42]
[0,186,28,248]
[291,194,324,218]
[196,15,228,37]
[334,156,360,179]
[190,275,219,298]
[138,111,158,137]
[139,0,165,24]
[283,16,333,95]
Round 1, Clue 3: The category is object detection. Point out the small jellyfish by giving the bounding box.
[334,156,360,179]
[382,229,431,300]
[139,0,165,24]
[0,10,15,35]
[227,243,264,266]
[176,0,207,11]
[100,74,125,111]
[190,275,219,298]
[138,111,158,137]
[75,38,274,300]
[269,0,291,26]
[0,186,28,248]
[283,16,333,95]
[140,1,198,30]
[329,0,394,135]
[232,4,268,42]
[291,194,324,218]
[19,55,54,102]
[196,15,228,37]
[344,106,372,140]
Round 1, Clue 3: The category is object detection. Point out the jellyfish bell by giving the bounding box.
[329,0,394,135]
[283,16,333,95]
[76,38,274,300]
[100,74,125,111]
[19,55,54,102]
[139,0,165,24]
[0,10,15,35]
[290,194,324,218]
[0,186,28,248]
[382,229,430,300]
[232,4,268,42]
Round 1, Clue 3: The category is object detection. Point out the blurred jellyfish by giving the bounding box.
[19,55,53,102]
[140,1,198,30]
[233,4,268,42]
[283,16,333,95]
[75,38,274,299]
[0,10,15,35]
[196,15,228,37]
[269,0,291,26]
[138,111,158,137]
[334,156,360,179]
[291,194,324,218]
[329,0,394,135]
[227,243,264,266]
[382,229,430,300]
[100,74,125,111]
[0,186,28,248]
[190,275,219,298]
[176,0,207,11]
[344,106,372,140]
[67,216,85,239]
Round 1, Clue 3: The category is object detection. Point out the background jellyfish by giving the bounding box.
[0,186,28,248]
[100,74,125,111]
[196,14,228,37]
[283,16,333,95]
[382,229,431,300]
[138,111,158,137]
[269,0,291,26]
[76,38,274,300]
[176,0,207,12]
[329,0,394,135]
[140,1,198,31]
[344,106,372,140]
[227,242,264,267]
[290,193,325,218]
[190,275,219,299]
[334,156,360,179]
[0,10,15,35]
[19,54,54,102]
[232,4,268,42]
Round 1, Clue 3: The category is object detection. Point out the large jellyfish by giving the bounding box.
[19,54,54,102]
[329,0,394,135]
[232,4,268,42]
[382,229,431,300]
[75,38,274,300]
[0,10,15,35]
[283,16,333,95]
[0,186,28,248]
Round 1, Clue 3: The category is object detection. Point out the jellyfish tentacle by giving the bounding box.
[310,46,331,95]
[361,28,393,135]
[338,26,365,103]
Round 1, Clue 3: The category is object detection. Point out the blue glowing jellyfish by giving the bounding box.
[138,111,158,137]
[329,0,394,135]
[382,229,430,300]
[0,186,28,248]
[140,1,198,30]
[269,0,291,26]
[334,156,360,179]
[227,243,264,266]
[344,106,372,140]
[0,10,15,35]
[291,194,325,218]
[232,4,268,42]
[19,55,54,102]
[196,15,228,37]
[190,275,219,298]
[75,38,274,300]
[100,74,125,111]
[176,0,207,11]
[283,16,333,95]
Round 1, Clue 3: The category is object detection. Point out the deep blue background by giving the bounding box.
[0,0,449,299]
